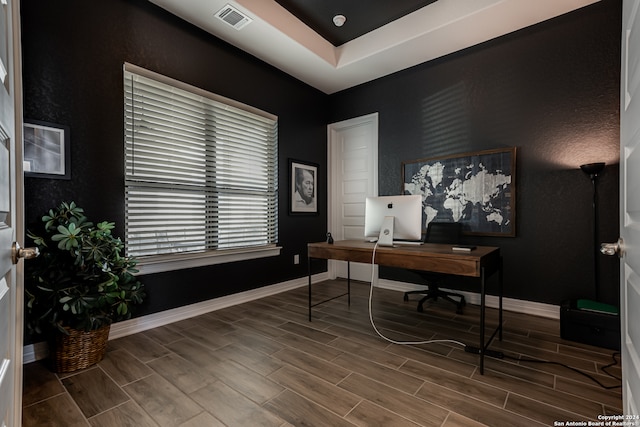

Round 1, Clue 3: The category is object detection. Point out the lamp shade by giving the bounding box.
[580,162,605,176]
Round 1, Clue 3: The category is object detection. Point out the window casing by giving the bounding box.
[124,64,278,273]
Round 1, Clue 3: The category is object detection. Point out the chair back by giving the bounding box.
[425,222,462,244]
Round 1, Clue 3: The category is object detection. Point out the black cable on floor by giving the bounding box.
[505,351,622,390]
[464,345,621,390]
[600,351,622,382]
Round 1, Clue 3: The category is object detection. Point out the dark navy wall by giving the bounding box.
[328,0,622,306]
[21,0,329,322]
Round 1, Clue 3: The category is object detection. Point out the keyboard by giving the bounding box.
[393,240,424,246]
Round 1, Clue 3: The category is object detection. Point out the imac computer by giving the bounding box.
[364,195,423,246]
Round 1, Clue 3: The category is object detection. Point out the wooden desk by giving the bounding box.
[307,240,503,374]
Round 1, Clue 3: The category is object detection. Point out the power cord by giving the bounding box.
[601,352,622,381]
[463,345,621,390]
[367,243,621,390]
[511,351,622,390]
[368,242,466,347]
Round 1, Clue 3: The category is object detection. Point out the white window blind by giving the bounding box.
[124,65,278,258]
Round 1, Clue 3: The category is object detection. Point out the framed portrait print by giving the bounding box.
[290,159,318,215]
[23,120,71,179]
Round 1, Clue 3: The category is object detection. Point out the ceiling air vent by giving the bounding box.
[215,4,252,30]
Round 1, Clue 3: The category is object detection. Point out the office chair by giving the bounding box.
[403,221,467,314]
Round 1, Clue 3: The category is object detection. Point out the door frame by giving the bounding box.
[619,0,640,415]
[1,0,25,424]
[327,113,378,280]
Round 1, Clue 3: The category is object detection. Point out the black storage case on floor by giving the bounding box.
[560,300,621,350]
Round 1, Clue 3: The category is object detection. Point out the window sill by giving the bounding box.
[134,245,282,275]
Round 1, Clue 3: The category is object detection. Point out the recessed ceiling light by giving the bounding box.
[333,14,346,27]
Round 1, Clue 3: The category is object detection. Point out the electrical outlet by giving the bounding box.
[294,254,300,264]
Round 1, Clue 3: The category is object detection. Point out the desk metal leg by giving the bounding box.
[307,257,352,322]
[308,256,312,321]
[479,258,504,374]
[480,266,486,374]
[499,256,503,341]
[347,261,351,306]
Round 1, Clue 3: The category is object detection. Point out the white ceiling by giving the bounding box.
[149,0,600,94]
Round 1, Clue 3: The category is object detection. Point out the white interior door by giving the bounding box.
[619,0,640,415]
[328,113,378,282]
[0,0,23,426]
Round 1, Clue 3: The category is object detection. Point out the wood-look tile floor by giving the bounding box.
[22,280,623,426]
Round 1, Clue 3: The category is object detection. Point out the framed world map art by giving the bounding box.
[402,147,516,237]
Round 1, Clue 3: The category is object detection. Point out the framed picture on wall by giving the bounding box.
[23,120,71,179]
[402,147,516,236]
[289,159,318,215]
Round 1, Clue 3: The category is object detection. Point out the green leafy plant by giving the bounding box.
[25,201,145,334]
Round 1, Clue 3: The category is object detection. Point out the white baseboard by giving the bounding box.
[108,272,328,340]
[23,341,48,364]
[377,279,560,319]
[23,272,328,364]
[23,272,560,364]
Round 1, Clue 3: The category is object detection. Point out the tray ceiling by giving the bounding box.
[149,0,600,94]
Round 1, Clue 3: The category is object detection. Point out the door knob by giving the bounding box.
[600,238,623,258]
[11,242,39,265]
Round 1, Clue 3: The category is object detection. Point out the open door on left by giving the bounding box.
[0,0,27,425]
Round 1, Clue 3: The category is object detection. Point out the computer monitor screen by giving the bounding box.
[364,195,422,242]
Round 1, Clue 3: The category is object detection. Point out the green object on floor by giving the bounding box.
[576,299,619,315]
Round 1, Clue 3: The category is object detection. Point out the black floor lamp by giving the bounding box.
[559,161,619,351]
[580,161,605,302]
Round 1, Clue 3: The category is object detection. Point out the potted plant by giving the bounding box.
[25,201,145,372]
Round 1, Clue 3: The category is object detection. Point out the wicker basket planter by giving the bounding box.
[25,202,145,374]
[51,324,110,373]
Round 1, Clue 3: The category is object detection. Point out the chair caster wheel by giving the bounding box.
[417,304,424,313]
[403,294,409,301]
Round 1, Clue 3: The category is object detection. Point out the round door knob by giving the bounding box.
[11,242,40,265]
